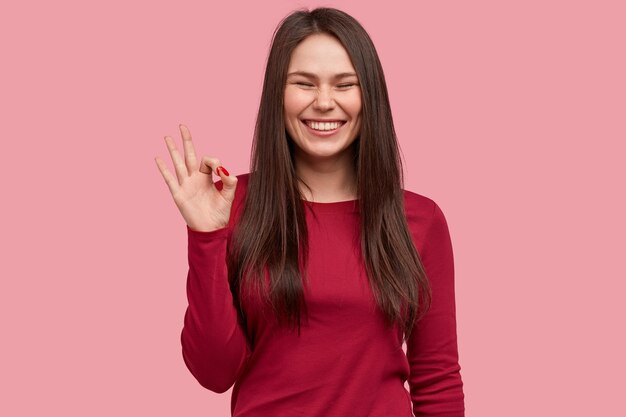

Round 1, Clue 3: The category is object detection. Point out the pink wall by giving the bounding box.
[1,0,624,415]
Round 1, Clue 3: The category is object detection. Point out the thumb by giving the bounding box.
[216,166,238,202]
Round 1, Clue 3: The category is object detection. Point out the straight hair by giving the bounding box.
[227,7,431,342]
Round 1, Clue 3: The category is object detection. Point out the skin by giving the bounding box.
[155,33,362,231]
[154,125,238,233]
[284,33,363,202]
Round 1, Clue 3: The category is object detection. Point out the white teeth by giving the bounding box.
[305,120,343,131]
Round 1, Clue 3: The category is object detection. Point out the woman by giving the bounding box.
[156,7,465,417]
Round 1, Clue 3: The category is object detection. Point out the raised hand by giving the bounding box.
[155,124,237,232]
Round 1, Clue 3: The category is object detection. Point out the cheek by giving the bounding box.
[283,92,301,135]
[349,95,363,132]
[284,89,310,115]
[343,92,362,117]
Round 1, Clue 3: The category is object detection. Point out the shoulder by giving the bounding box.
[232,172,251,197]
[235,172,252,186]
[233,173,252,213]
[402,189,449,253]
[402,188,437,225]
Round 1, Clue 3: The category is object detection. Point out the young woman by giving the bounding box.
[156,7,465,417]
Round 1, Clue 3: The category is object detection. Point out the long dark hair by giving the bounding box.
[227,7,431,342]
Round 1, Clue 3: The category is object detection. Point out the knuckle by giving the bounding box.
[202,155,217,164]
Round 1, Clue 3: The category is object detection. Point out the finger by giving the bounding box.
[199,155,221,176]
[215,165,238,202]
[154,156,180,196]
[179,124,199,175]
[200,157,237,201]
[164,135,188,185]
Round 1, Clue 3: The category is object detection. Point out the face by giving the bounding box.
[284,33,362,166]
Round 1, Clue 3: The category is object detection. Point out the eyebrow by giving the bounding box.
[287,71,358,79]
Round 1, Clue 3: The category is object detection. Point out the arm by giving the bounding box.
[180,224,251,393]
[407,202,465,416]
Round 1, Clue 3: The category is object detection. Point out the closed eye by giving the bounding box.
[294,82,358,89]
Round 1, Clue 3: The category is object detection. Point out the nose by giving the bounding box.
[313,86,335,111]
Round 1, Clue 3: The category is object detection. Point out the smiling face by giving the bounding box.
[284,33,362,167]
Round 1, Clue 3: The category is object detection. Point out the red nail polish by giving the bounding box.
[218,166,229,176]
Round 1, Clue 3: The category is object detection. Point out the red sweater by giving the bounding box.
[181,173,465,416]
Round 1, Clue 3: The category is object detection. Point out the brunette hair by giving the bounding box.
[227,7,431,341]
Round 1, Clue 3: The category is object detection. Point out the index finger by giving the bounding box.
[179,124,199,174]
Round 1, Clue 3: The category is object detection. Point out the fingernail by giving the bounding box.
[218,166,229,176]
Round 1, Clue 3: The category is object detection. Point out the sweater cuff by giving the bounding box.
[186,224,232,241]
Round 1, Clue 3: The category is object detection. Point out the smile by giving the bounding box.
[300,119,347,136]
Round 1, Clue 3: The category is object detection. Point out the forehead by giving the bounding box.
[287,33,356,75]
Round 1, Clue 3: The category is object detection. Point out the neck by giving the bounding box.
[294,149,357,203]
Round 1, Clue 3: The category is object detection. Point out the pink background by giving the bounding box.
[2,0,624,415]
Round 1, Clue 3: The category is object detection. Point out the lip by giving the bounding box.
[302,119,346,123]
[300,119,347,137]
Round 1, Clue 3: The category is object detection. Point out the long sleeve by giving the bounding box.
[406,202,465,416]
[180,224,251,393]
